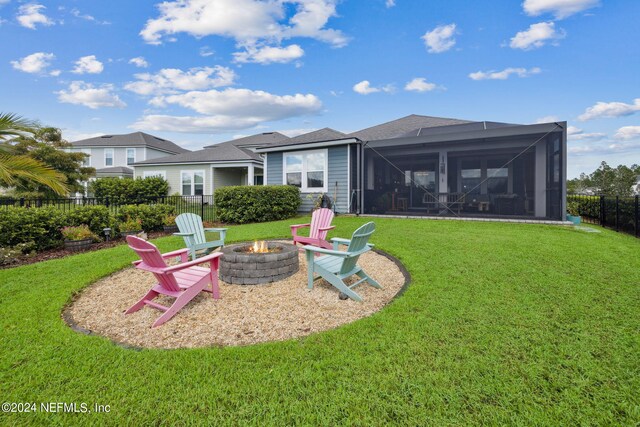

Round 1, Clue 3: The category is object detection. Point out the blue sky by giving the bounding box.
[2,0,639,177]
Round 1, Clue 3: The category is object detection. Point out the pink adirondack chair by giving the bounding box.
[290,207,335,249]
[125,235,222,328]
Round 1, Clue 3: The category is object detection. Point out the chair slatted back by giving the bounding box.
[310,208,334,241]
[176,213,206,245]
[340,222,375,275]
[126,236,181,292]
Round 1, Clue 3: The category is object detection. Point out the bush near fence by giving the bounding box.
[90,177,169,204]
[567,195,639,238]
[214,185,301,224]
[0,207,67,251]
[116,204,175,232]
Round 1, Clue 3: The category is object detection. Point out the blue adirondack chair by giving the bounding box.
[174,213,227,260]
[303,222,381,302]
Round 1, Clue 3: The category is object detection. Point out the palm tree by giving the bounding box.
[0,113,69,196]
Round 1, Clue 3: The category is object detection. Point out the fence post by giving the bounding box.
[615,196,619,232]
[599,195,605,226]
[201,194,204,219]
[19,197,25,207]
[105,196,110,208]
[635,195,639,238]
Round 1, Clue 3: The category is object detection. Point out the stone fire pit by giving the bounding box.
[219,241,299,285]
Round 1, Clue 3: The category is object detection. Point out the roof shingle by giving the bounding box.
[70,132,189,154]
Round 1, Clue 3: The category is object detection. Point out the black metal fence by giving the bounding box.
[0,195,217,223]
[567,195,639,238]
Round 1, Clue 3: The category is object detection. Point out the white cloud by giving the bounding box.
[614,126,640,140]
[70,8,110,25]
[404,77,437,92]
[578,99,640,121]
[10,52,55,74]
[523,0,599,19]
[72,55,104,74]
[353,80,397,95]
[567,126,605,140]
[17,3,54,29]
[385,0,396,7]
[233,44,304,64]
[535,115,560,123]
[49,69,61,76]
[131,87,322,133]
[199,46,215,57]
[140,0,349,52]
[56,81,126,109]
[422,23,457,53]
[468,67,541,80]
[509,22,565,50]
[125,66,236,96]
[129,57,149,68]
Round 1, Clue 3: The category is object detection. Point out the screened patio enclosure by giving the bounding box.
[361,125,566,220]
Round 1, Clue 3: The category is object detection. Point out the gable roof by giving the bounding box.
[347,114,474,141]
[203,132,289,149]
[134,135,267,166]
[70,132,189,154]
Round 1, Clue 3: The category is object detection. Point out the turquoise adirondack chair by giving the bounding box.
[304,222,381,302]
[174,213,227,260]
[125,235,222,328]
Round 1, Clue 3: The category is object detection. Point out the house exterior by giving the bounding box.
[257,115,568,221]
[69,132,190,180]
[133,132,289,195]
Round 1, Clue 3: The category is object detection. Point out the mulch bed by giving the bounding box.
[1,231,171,270]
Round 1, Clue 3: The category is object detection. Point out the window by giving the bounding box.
[143,171,166,179]
[104,149,113,166]
[461,160,481,195]
[76,148,91,167]
[487,160,508,194]
[283,150,327,192]
[181,171,205,195]
[126,148,136,165]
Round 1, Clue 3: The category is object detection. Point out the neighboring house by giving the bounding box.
[132,132,289,196]
[69,131,190,180]
[256,114,568,221]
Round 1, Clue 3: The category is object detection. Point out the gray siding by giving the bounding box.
[134,164,211,195]
[265,146,351,214]
[213,168,245,189]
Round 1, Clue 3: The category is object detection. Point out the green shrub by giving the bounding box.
[116,204,175,232]
[90,176,169,204]
[66,205,112,237]
[0,242,36,266]
[214,185,301,224]
[61,225,97,241]
[0,207,66,250]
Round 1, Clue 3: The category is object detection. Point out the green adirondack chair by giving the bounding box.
[174,213,227,260]
[303,222,381,302]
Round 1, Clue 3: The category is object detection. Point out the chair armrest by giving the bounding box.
[163,252,223,273]
[318,225,335,232]
[173,232,194,237]
[290,223,310,230]
[302,245,349,257]
[204,228,228,232]
[161,248,190,258]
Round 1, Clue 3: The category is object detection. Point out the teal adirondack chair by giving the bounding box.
[174,213,227,260]
[303,222,381,302]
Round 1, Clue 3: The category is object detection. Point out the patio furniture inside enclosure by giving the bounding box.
[361,133,564,220]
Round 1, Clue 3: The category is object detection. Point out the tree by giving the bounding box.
[0,113,69,196]
[12,127,95,197]
[570,161,640,196]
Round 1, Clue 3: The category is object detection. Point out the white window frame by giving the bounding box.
[143,170,166,179]
[126,148,136,165]
[282,149,328,193]
[104,148,114,167]
[180,170,205,196]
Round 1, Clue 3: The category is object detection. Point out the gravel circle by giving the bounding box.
[65,244,407,349]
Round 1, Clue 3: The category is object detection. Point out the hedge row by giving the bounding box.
[214,185,301,224]
[0,204,174,251]
[90,177,169,204]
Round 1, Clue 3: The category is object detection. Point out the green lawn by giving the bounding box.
[1,217,638,425]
